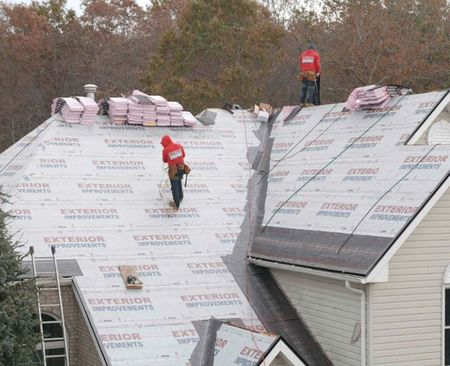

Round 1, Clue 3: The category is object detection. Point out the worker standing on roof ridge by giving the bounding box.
[161,135,189,210]
[298,41,321,107]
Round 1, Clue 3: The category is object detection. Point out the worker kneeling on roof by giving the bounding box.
[298,42,321,107]
[161,135,190,210]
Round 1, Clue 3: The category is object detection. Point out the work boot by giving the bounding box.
[304,103,314,107]
[169,201,179,210]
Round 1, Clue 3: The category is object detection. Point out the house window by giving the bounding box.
[35,313,67,366]
[445,289,450,365]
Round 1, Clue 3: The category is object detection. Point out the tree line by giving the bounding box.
[0,0,448,152]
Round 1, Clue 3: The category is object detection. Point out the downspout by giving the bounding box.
[345,281,366,366]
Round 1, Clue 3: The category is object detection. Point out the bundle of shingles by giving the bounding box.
[182,111,197,127]
[168,101,184,126]
[51,97,84,124]
[150,95,171,126]
[107,97,129,125]
[131,90,157,126]
[126,95,144,125]
[343,85,390,111]
[76,97,98,125]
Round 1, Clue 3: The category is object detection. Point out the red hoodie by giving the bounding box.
[161,135,185,166]
[299,49,321,74]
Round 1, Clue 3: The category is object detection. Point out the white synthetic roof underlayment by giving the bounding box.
[2,89,449,364]
[0,110,265,365]
[263,91,449,237]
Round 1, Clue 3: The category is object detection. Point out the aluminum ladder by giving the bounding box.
[30,245,70,366]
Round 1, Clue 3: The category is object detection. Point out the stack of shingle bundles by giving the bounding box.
[126,95,144,125]
[108,97,129,125]
[149,95,171,127]
[168,101,184,127]
[76,97,98,125]
[182,111,198,127]
[52,97,83,123]
[344,85,390,111]
[131,90,157,126]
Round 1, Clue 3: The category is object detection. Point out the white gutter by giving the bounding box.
[345,281,366,366]
[248,257,364,283]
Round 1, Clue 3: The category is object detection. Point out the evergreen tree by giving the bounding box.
[0,194,39,366]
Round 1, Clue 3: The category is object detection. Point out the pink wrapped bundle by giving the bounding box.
[77,97,98,125]
[108,97,129,125]
[58,98,83,124]
[127,96,144,125]
[182,111,198,126]
[344,85,390,111]
[168,101,183,112]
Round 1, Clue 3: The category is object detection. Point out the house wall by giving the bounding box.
[369,186,450,365]
[271,270,361,366]
[39,282,103,366]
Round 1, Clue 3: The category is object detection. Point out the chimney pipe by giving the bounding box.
[84,84,98,100]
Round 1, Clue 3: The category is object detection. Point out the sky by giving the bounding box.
[5,0,152,14]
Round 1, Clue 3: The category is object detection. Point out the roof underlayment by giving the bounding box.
[0,109,330,365]
[251,90,450,276]
[3,89,449,364]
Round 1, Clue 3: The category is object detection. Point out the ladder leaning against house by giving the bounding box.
[30,245,70,366]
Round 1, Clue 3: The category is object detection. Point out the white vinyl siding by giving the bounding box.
[370,186,450,365]
[271,270,361,366]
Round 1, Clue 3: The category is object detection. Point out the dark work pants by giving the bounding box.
[300,79,316,104]
[170,168,184,208]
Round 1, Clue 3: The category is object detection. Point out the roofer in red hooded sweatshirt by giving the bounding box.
[298,41,321,107]
[161,135,190,210]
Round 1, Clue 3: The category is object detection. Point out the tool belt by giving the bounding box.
[168,163,190,180]
[301,71,317,81]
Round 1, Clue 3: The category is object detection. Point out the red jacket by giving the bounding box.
[161,135,185,166]
[299,49,321,74]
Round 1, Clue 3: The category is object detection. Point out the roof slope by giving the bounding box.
[0,111,259,365]
[0,110,328,365]
[250,90,450,276]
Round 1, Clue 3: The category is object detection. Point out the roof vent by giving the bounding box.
[428,120,450,145]
[84,84,98,100]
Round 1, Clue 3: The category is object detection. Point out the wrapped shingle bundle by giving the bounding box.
[108,97,129,125]
[131,90,157,126]
[156,114,171,126]
[344,85,390,111]
[126,96,144,125]
[76,97,98,125]
[168,101,184,127]
[182,111,198,127]
[51,97,83,123]
[148,95,171,126]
